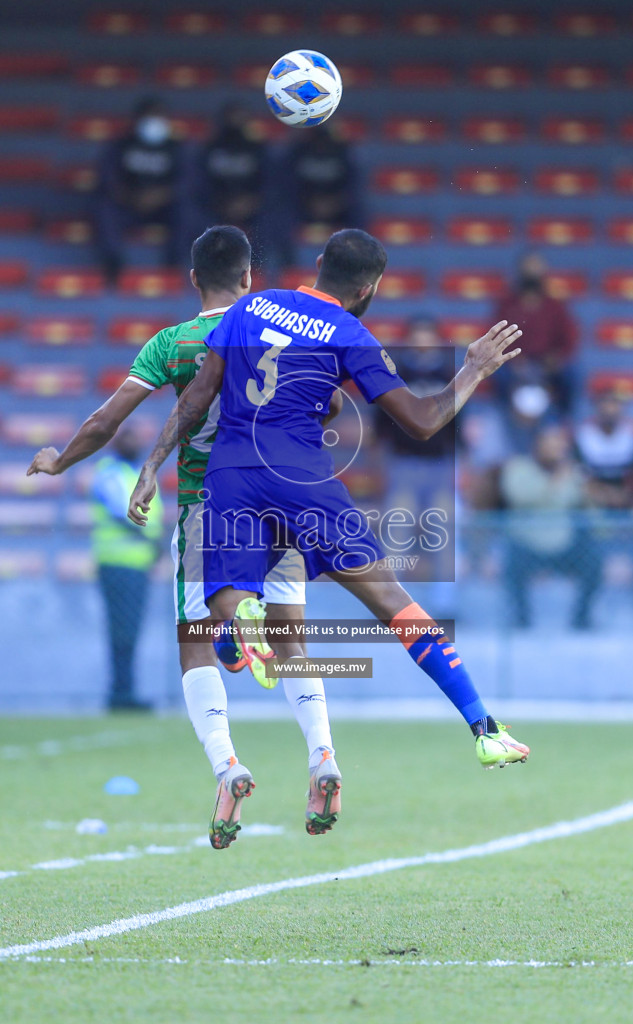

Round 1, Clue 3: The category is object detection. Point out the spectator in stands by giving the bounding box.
[575,391,633,510]
[275,122,362,266]
[196,104,268,261]
[493,252,578,416]
[91,426,163,710]
[93,97,186,283]
[500,425,601,629]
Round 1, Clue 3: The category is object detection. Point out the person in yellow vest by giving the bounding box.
[91,425,163,710]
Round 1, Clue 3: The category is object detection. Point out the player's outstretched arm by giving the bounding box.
[26,381,151,477]
[375,320,521,441]
[128,350,225,526]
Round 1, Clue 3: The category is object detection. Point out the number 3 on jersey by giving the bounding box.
[246,328,292,408]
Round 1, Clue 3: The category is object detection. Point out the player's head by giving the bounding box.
[190,225,252,300]
[132,96,171,146]
[316,229,387,318]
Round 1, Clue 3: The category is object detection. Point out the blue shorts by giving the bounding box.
[202,465,385,603]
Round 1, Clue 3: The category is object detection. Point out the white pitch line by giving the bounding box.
[1,801,632,962]
[0,728,159,761]
[9,956,633,968]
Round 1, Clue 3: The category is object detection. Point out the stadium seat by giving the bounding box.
[244,12,304,33]
[477,12,536,34]
[170,116,211,141]
[2,413,75,446]
[234,63,273,87]
[321,12,382,33]
[37,269,105,298]
[534,168,599,195]
[26,318,94,346]
[528,218,594,244]
[374,168,439,193]
[45,219,92,244]
[118,269,185,297]
[64,502,93,529]
[156,65,216,87]
[0,464,63,496]
[363,318,407,344]
[0,313,19,334]
[443,319,485,346]
[469,65,532,88]
[160,467,179,494]
[96,368,128,393]
[67,115,127,141]
[0,210,36,232]
[0,549,46,578]
[384,118,446,142]
[547,65,610,88]
[0,262,28,288]
[614,169,633,193]
[0,53,69,77]
[0,106,58,132]
[338,466,385,500]
[391,65,454,87]
[11,365,87,397]
[589,372,633,398]
[336,65,375,87]
[448,217,514,244]
[542,118,605,143]
[280,269,324,290]
[0,501,57,529]
[297,223,334,245]
[329,117,368,142]
[0,362,11,385]
[553,13,616,35]
[164,12,225,33]
[546,272,589,299]
[370,218,433,244]
[228,114,284,142]
[597,321,633,348]
[464,118,526,143]
[620,121,633,142]
[76,64,141,87]
[55,550,95,582]
[58,165,97,193]
[87,11,149,33]
[0,157,51,182]
[442,272,506,300]
[454,168,520,194]
[608,220,633,244]
[379,272,425,299]
[604,272,633,300]
[400,12,458,33]
[108,318,171,345]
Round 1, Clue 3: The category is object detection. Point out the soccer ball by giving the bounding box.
[264,50,342,127]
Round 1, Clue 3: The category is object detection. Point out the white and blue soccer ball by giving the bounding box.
[264,50,342,127]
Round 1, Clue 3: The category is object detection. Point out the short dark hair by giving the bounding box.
[191,225,251,291]
[319,229,387,295]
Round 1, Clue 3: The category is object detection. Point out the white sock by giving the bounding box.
[282,675,334,771]
[182,666,236,780]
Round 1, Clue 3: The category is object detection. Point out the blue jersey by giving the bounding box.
[204,285,405,475]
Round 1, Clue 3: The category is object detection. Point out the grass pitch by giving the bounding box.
[1,716,632,1023]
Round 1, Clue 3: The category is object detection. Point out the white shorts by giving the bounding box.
[171,503,306,624]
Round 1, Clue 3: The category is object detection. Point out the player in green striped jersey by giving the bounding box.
[27,226,340,843]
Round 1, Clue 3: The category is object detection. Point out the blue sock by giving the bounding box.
[407,634,488,725]
[213,621,241,667]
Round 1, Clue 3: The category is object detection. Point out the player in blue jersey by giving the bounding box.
[129,229,530,837]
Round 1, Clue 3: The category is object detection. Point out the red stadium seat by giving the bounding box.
[400,13,458,34]
[546,272,588,299]
[534,168,599,195]
[454,168,520,194]
[528,218,594,244]
[37,269,105,298]
[321,12,382,33]
[609,220,633,244]
[542,118,605,143]
[11,365,88,397]
[170,115,211,141]
[547,65,610,88]
[604,272,633,300]
[244,12,304,33]
[156,65,216,87]
[2,413,75,446]
[613,169,633,193]
[55,550,95,582]
[589,372,633,399]
[26,318,94,346]
[0,157,51,182]
[0,106,58,132]
[464,118,526,143]
[0,549,46,578]
[370,218,433,244]
[469,65,532,88]
[363,318,408,344]
[553,13,616,35]
[384,117,446,142]
[45,219,92,244]
[597,321,633,348]
[477,13,536,34]
[164,12,225,33]
[87,11,149,33]
[0,262,28,288]
[620,121,633,143]
[67,115,127,141]
[442,272,506,300]
[279,269,320,290]
[76,64,141,87]
[391,65,454,87]
[58,165,98,192]
[108,318,168,345]
[97,368,128,393]
[0,313,19,334]
[297,223,335,245]
[0,53,69,77]
[336,65,375,87]
[0,362,11,385]
[234,63,272,88]
[0,501,57,529]
[374,168,439,193]
[0,209,36,232]
[448,217,513,244]
[329,117,368,142]
[228,114,285,142]
[443,319,485,347]
[379,272,425,299]
[118,269,185,298]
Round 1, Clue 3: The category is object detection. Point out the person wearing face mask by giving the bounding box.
[93,97,186,284]
[492,252,578,416]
